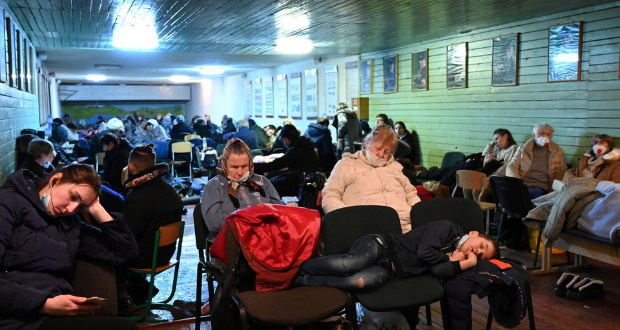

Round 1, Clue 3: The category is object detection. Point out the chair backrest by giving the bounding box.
[172,141,192,154]
[410,198,484,232]
[184,134,201,142]
[149,221,185,271]
[322,205,401,255]
[440,151,466,169]
[121,166,129,185]
[489,176,534,219]
[453,169,488,201]
[193,203,211,262]
[95,152,105,172]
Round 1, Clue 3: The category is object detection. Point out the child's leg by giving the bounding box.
[300,265,390,291]
[300,235,383,276]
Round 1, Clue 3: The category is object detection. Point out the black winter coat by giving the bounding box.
[170,122,193,140]
[101,138,133,193]
[123,164,183,268]
[304,123,337,173]
[384,220,464,280]
[253,136,321,174]
[0,171,138,330]
[399,130,422,165]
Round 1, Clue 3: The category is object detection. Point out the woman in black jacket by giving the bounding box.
[394,121,422,165]
[0,164,138,330]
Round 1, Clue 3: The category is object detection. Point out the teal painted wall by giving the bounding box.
[360,2,620,167]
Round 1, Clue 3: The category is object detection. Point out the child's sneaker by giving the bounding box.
[566,277,605,300]
[554,272,579,297]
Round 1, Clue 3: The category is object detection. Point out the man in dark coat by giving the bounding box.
[99,133,133,193]
[249,119,269,149]
[304,117,337,173]
[169,115,193,140]
[232,120,259,149]
[120,144,183,305]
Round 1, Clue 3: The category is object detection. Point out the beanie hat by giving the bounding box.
[51,126,68,141]
[177,115,185,122]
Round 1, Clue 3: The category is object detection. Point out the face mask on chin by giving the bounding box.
[365,149,387,167]
[231,171,251,184]
[535,136,550,147]
[593,144,608,157]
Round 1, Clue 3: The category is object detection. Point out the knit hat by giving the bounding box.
[106,118,124,131]
[51,126,68,141]
[176,115,185,122]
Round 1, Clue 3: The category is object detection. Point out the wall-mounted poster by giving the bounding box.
[492,34,519,86]
[345,61,359,105]
[447,43,467,89]
[383,55,397,93]
[245,81,252,118]
[289,72,302,119]
[305,69,318,119]
[324,65,338,117]
[360,59,372,94]
[548,22,582,82]
[411,50,428,91]
[277,74,288,118]
[263,77,274,117]
[253,78,263,117]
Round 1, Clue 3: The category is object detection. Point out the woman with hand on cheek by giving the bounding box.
[0,164,138,330]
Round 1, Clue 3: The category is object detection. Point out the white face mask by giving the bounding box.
[593,144,608,157]
[365,149,387,167]
[41,184,54,210]
[231,171,251,184]
[535,136,550,147]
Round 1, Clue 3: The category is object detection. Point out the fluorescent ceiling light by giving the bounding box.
[169,75,189,83]
[274,37,314,54]
[86,74,107,82]
[113,25,158,50]
[198,66,226,75]
[95,64,123,70]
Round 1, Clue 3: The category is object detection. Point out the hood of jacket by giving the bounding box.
[305,123,330,141]
[1,170,49,215]
[124,163,170,189]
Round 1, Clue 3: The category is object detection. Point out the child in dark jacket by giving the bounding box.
[296,220,499,291]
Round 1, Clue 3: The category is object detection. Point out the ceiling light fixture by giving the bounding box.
[169,75,190,83]
[86,74,107,82]
[94,64,124,70]
[113,24,159,50]
[198,66,226,75]
[274,37,314,54]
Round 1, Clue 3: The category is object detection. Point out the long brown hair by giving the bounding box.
[43,164,101,196]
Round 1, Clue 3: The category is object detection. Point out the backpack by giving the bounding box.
[297,171,327,210]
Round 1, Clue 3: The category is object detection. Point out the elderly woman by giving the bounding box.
[201,139,282,240]
[0,164,138,330]
[565,134,620,182]
[507,123,567,198]
[322,125,421,233]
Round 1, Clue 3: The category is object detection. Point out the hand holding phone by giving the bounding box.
[84,296,108,305]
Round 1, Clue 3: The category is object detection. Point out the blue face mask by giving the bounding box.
[41,194,50,209]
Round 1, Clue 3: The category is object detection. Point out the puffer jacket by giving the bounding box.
[322,150,421,233]
[506,138,567,190]
[566,149,620,183]
[0,170,138,330]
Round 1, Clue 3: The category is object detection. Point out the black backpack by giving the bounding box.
[297,171,327,210]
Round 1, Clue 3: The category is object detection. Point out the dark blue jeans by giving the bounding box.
[297,234,391,291]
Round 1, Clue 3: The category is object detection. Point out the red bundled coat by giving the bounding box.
[210,204,320,291]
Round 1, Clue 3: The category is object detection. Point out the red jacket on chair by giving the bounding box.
[210,204,321,291]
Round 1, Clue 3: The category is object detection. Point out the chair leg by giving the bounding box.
[425,304,432,325]
[196,264,203,330]
[439,296,451,330]
[496,213,505,244]
[526,281,536,330]
[485,209,491,235]
[345,297,358,330]
[486,309,493,330]
[533,223,544,267]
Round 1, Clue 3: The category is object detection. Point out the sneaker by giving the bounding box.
[554,272,579,297]
[566,277,605,300]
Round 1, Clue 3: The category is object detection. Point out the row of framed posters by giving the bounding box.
[248,65,340,119]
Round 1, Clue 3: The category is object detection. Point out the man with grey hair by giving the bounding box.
[507,123,567,198]
[232,119,258,149]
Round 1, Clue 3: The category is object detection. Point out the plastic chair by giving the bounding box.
[489,176,543,267]
[171,141,193,180]
[453,170,496,234]
[440,151,466,169]
[210,223,351,330]
[128,221,185,322]
[95,152,105,173]
[184,134,201,142]
[322,205,444,328]
[410,198,535,330]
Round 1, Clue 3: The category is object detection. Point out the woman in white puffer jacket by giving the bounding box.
[322,125,421,233]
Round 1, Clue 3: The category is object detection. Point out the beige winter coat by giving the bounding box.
[506,139,567,191]
[322,150,421,233]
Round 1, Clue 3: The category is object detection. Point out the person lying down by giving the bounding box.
[294,220,499,291]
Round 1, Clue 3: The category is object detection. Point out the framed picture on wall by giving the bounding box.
[411,49,428,91]
[360,59,372,94]
[492,34,519,86]
[447,43,467,89]
[548,22,582,82]
[383,55,397,93]
[0,9,6,83]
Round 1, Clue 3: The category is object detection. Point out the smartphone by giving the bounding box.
[84,296,108,305]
